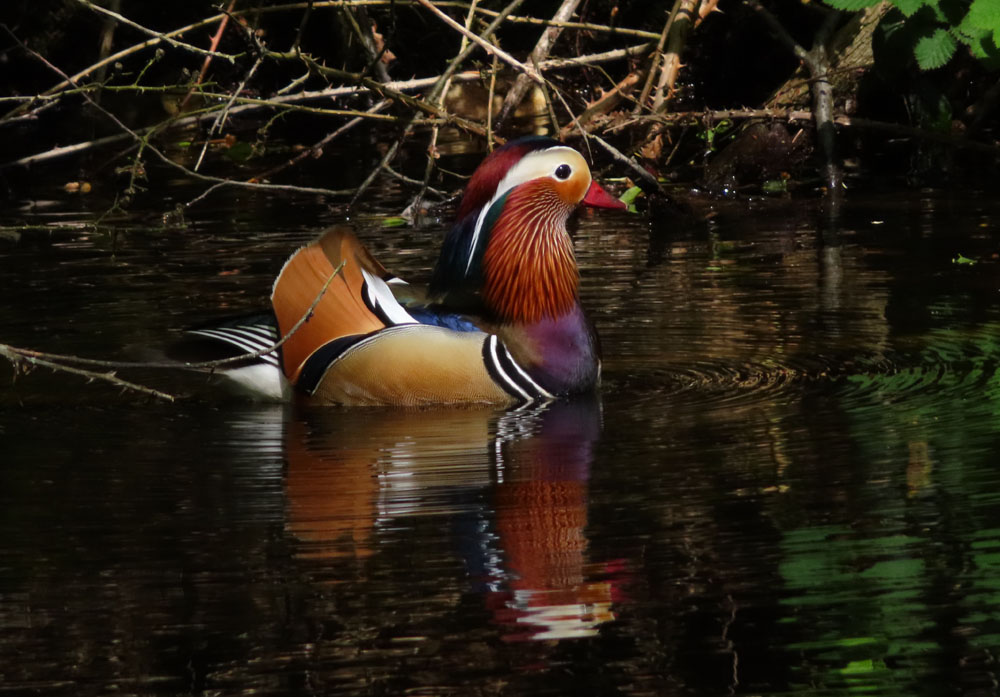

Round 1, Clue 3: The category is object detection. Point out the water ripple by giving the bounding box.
[606,341,1000,416]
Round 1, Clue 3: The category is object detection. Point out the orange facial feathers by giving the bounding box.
[482,180,580,324]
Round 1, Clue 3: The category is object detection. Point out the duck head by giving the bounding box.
[456,136,624,220]
[432,138,624,318]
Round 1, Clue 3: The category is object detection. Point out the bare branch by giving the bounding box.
[496,0,582,126]
[415,0,544,85]
[0,344,177,401]
[651,0,698,113]
[0,259,346,403]
[75,0,239,62]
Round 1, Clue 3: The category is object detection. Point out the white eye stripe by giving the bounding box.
[464,146,590,276]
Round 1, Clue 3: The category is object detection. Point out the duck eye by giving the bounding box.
[555,164,572,180]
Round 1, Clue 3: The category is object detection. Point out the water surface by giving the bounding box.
[3,176,1000,695]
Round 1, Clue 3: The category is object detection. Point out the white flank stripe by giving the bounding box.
[487,335,530,401]
[500,344,555,399]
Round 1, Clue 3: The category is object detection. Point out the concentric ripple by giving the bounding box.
[604,339,1000,418]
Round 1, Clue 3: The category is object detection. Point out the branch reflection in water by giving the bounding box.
[284,398,620,642]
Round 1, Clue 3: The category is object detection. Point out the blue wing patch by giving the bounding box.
[406,307,481,332]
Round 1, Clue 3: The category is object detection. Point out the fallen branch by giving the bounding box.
[75,0,239,63]
[249,99,392,184]
[180,0,238,113]
[558,58,651,137]
[0,344,177,401]
[584,132,661,191]
[749,0,843,188]
[651,0,698,113]
[413,0,481,217]
[347,0,525,205]
[415,0,544,85]
[1,40,652,171]
[634,2,676,116]
[0,261,346,401]
[619,109,1000,156]
[496,0,582,126]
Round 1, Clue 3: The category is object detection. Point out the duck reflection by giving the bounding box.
[283,398,615,641]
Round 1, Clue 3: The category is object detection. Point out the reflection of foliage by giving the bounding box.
[773,321,1000,692]
[780,526,931,693]
[823,0,1000,69]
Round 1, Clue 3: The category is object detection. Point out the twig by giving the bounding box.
[8,34,355,205]
[284,53,492,137]
[474,9,660,39]
[622,108,1000,156]
[536,42,654,69]
[385,165,448,196]
[1,13,224,124]
[291,0,314,54]
[585,132,661,191]
[3,45,650,168]
[748,0,843,188]
[75,0,238,62]
[634,2,677,115]
[251,99,391,183]
[0,344,177,401]
[651,0,698,113]
[180,0,238,112]
[346,0,525,205]
[496,0,582,126]
[194,54,264,171]
[414,0,544,85]
[0,1,647,125]
[340,4,393,82]
[533,54,560,133]
[414,0,480,216]
[486,51,499,152]
[0,260,347,402]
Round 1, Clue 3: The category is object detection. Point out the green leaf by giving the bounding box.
[914,27,958,68]
[966,0,1000,32]
[224,141,254,162]
[381,216,409,228]
[618,185,643,213]
[962,0,1000,49]
[822,0,881,10]
[893,0,930,17]
[619,185,643,205]
[953,253,977,265]
[963,29,992,57]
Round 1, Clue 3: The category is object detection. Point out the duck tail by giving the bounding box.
[272,226,413,384]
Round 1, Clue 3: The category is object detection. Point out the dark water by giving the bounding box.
[3,178,1000,696]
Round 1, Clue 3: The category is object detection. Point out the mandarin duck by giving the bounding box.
[184,137,624,406]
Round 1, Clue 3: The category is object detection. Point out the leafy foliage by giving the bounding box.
[822,0,1000,70]
[915,27,958,68]
[822,0,883,10]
